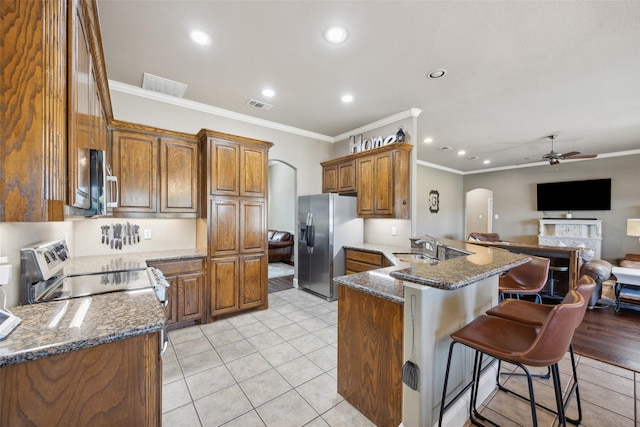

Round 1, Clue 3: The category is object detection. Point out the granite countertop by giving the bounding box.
[0,249,206,367]
[335,239,530,303]
[64,248,207,276]
[0,290,165,367]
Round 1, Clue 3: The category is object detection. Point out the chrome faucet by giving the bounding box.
[412,236,438,257]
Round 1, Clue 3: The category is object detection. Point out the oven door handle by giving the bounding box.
[160,327,168,359]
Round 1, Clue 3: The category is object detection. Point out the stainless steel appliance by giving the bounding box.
[298,193,363,301]
[20,239,168,306]
[66,149,118,217]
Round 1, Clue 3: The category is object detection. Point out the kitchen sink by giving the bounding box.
[393,252,435,263]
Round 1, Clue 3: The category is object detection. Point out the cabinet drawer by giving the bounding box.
[148,258,204,275]
[346,259,379,273]
[346,249,384,266]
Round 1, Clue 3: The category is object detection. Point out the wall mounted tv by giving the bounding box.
[536,178,611,211]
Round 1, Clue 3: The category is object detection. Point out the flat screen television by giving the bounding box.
[536,178,611,211]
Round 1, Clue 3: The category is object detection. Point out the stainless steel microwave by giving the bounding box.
[66,148,118,217]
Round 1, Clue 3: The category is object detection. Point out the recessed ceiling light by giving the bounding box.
[427,68,447,79]
[341,94,354,103]
[261,88,275,98]
[324,26,348,44]
[483,160,491,164]
[457,150,466,156]
[190,30,211,46]
[423,137,433,144]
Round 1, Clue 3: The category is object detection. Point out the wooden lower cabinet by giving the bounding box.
[148,258,206,329]
[210,254,267,317]
[337,285,403,427]
[345,249,392,274]
[0,332,161,426]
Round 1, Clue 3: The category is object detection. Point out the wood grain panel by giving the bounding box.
[210,198,240,255]
[322,165,338,193]
[240,146,267,197]
[240,254,267,309]
[211,141,239,195]
[337,285,404,427]
[373,152,393,214]
[346,249,384,266]
[179,273,204,321]
[211,257,239,315]
[0,333,160,426]
[1,0,66,221]
[160,138,198,213]
[337,160,356,193]
[241,200,266,252]
[356,157,375,215]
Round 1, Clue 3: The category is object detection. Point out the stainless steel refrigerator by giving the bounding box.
[298,193,363,301]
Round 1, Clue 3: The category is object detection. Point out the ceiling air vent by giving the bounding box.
[246,99,273,111]
[439,146,453,151]
[142,72,188,98]
[467,156,480,160]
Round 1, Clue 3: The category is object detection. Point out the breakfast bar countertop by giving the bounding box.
[0,289,165,367]
[334,239,530,303]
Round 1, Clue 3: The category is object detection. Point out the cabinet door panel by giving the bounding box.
[338,161,356,193]
[241,200,266,253]
[112,131,158,213]
[178,273,204,321]
[356,157,375,215]
[210,141,239,195]
[240,146,267,197]
[210,198,240,255]
[322,165,338,193]
[239,255,266,309]
[164,275,178,325]
[373,153,393,215]
[211,257,239,315]
[160,138,198,213]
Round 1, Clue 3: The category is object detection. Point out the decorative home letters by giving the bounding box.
[349,133,399,154]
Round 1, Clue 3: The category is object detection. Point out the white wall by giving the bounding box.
[110,90,332,197]
[268,162,296,233]
[463,154,640,260]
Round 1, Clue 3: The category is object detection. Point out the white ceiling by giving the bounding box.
[97,1,640,172]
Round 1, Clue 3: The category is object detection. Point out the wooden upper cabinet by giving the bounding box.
[240,200,266,253]
[321,143,412,218]
[159,138,198,213]
[111,130,158,213]
[199,130,273,198]
[321,159,356,194]
[209,140,240,195]
[209,198,240,256]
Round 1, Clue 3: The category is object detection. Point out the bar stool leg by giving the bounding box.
[551,364,567,426]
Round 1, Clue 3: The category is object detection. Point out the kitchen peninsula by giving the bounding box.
[334,239,529,427]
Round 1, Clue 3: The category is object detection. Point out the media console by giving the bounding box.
[538,219,602,260]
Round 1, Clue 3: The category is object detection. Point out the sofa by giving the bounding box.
[468,232,502,242]
[268,230,294,263]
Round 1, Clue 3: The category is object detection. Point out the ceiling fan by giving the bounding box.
[527,135,597,165]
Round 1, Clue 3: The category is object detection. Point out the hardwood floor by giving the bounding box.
[573,305,640,372]
[268,274,294,293]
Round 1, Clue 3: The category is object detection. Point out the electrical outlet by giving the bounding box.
[143,229,152,240]
[391,226,397,236]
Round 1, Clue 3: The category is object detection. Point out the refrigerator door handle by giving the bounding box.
[306,213,315,254]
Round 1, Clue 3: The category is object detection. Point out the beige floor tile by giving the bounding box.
[306,345,337,372]
[484,388,556,427]
[207,328,244,348]
[261,313,294,330]
[321,400,376,427]
[226,352,273,382]
[169,326,206,345]
[185,364,237,400]
[247,330,286,351]
[162,403,202,427]
[216,339,257,363]
[227,312,260,328]
[199,318,233,334]
[163,359,183,385]
[289,333,328,355]
[194,384,253,427]
[298,316,331,332]
[276,356,325,387]
[173,336,214,359]
[256,390,318,427]
[472,406,522,427]
[578,356,635,380]
[179,348,223,377]
[162,343,177,363]
[221,410,266,426]
[304,416,330,426]
[313,326,337,345]
[274,323,311,341]
[304,304,333,318]
[578,362,635,397]
[235,321,271,339]
[260,342,303,367]
[239,368,293,407]
[285,309,317,323]
[273,303,303,315]
[163,378,193,413]
[565,397,635,427]
[577,377,635,420]
[296,373,344,414]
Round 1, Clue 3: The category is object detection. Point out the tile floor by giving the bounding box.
[162,288,640,426]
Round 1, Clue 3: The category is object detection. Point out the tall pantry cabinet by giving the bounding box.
[197,130,273,318]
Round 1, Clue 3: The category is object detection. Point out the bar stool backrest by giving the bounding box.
[574,275,596,321]
[519,290,586,366]
[502,255,550,293]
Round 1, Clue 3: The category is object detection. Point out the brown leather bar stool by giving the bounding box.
[499,255,550,303]
[486,275,596,425]
[438,290,586,427]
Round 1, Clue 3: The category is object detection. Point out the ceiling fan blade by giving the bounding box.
[559,151,582,158]
[565,153,597,159]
